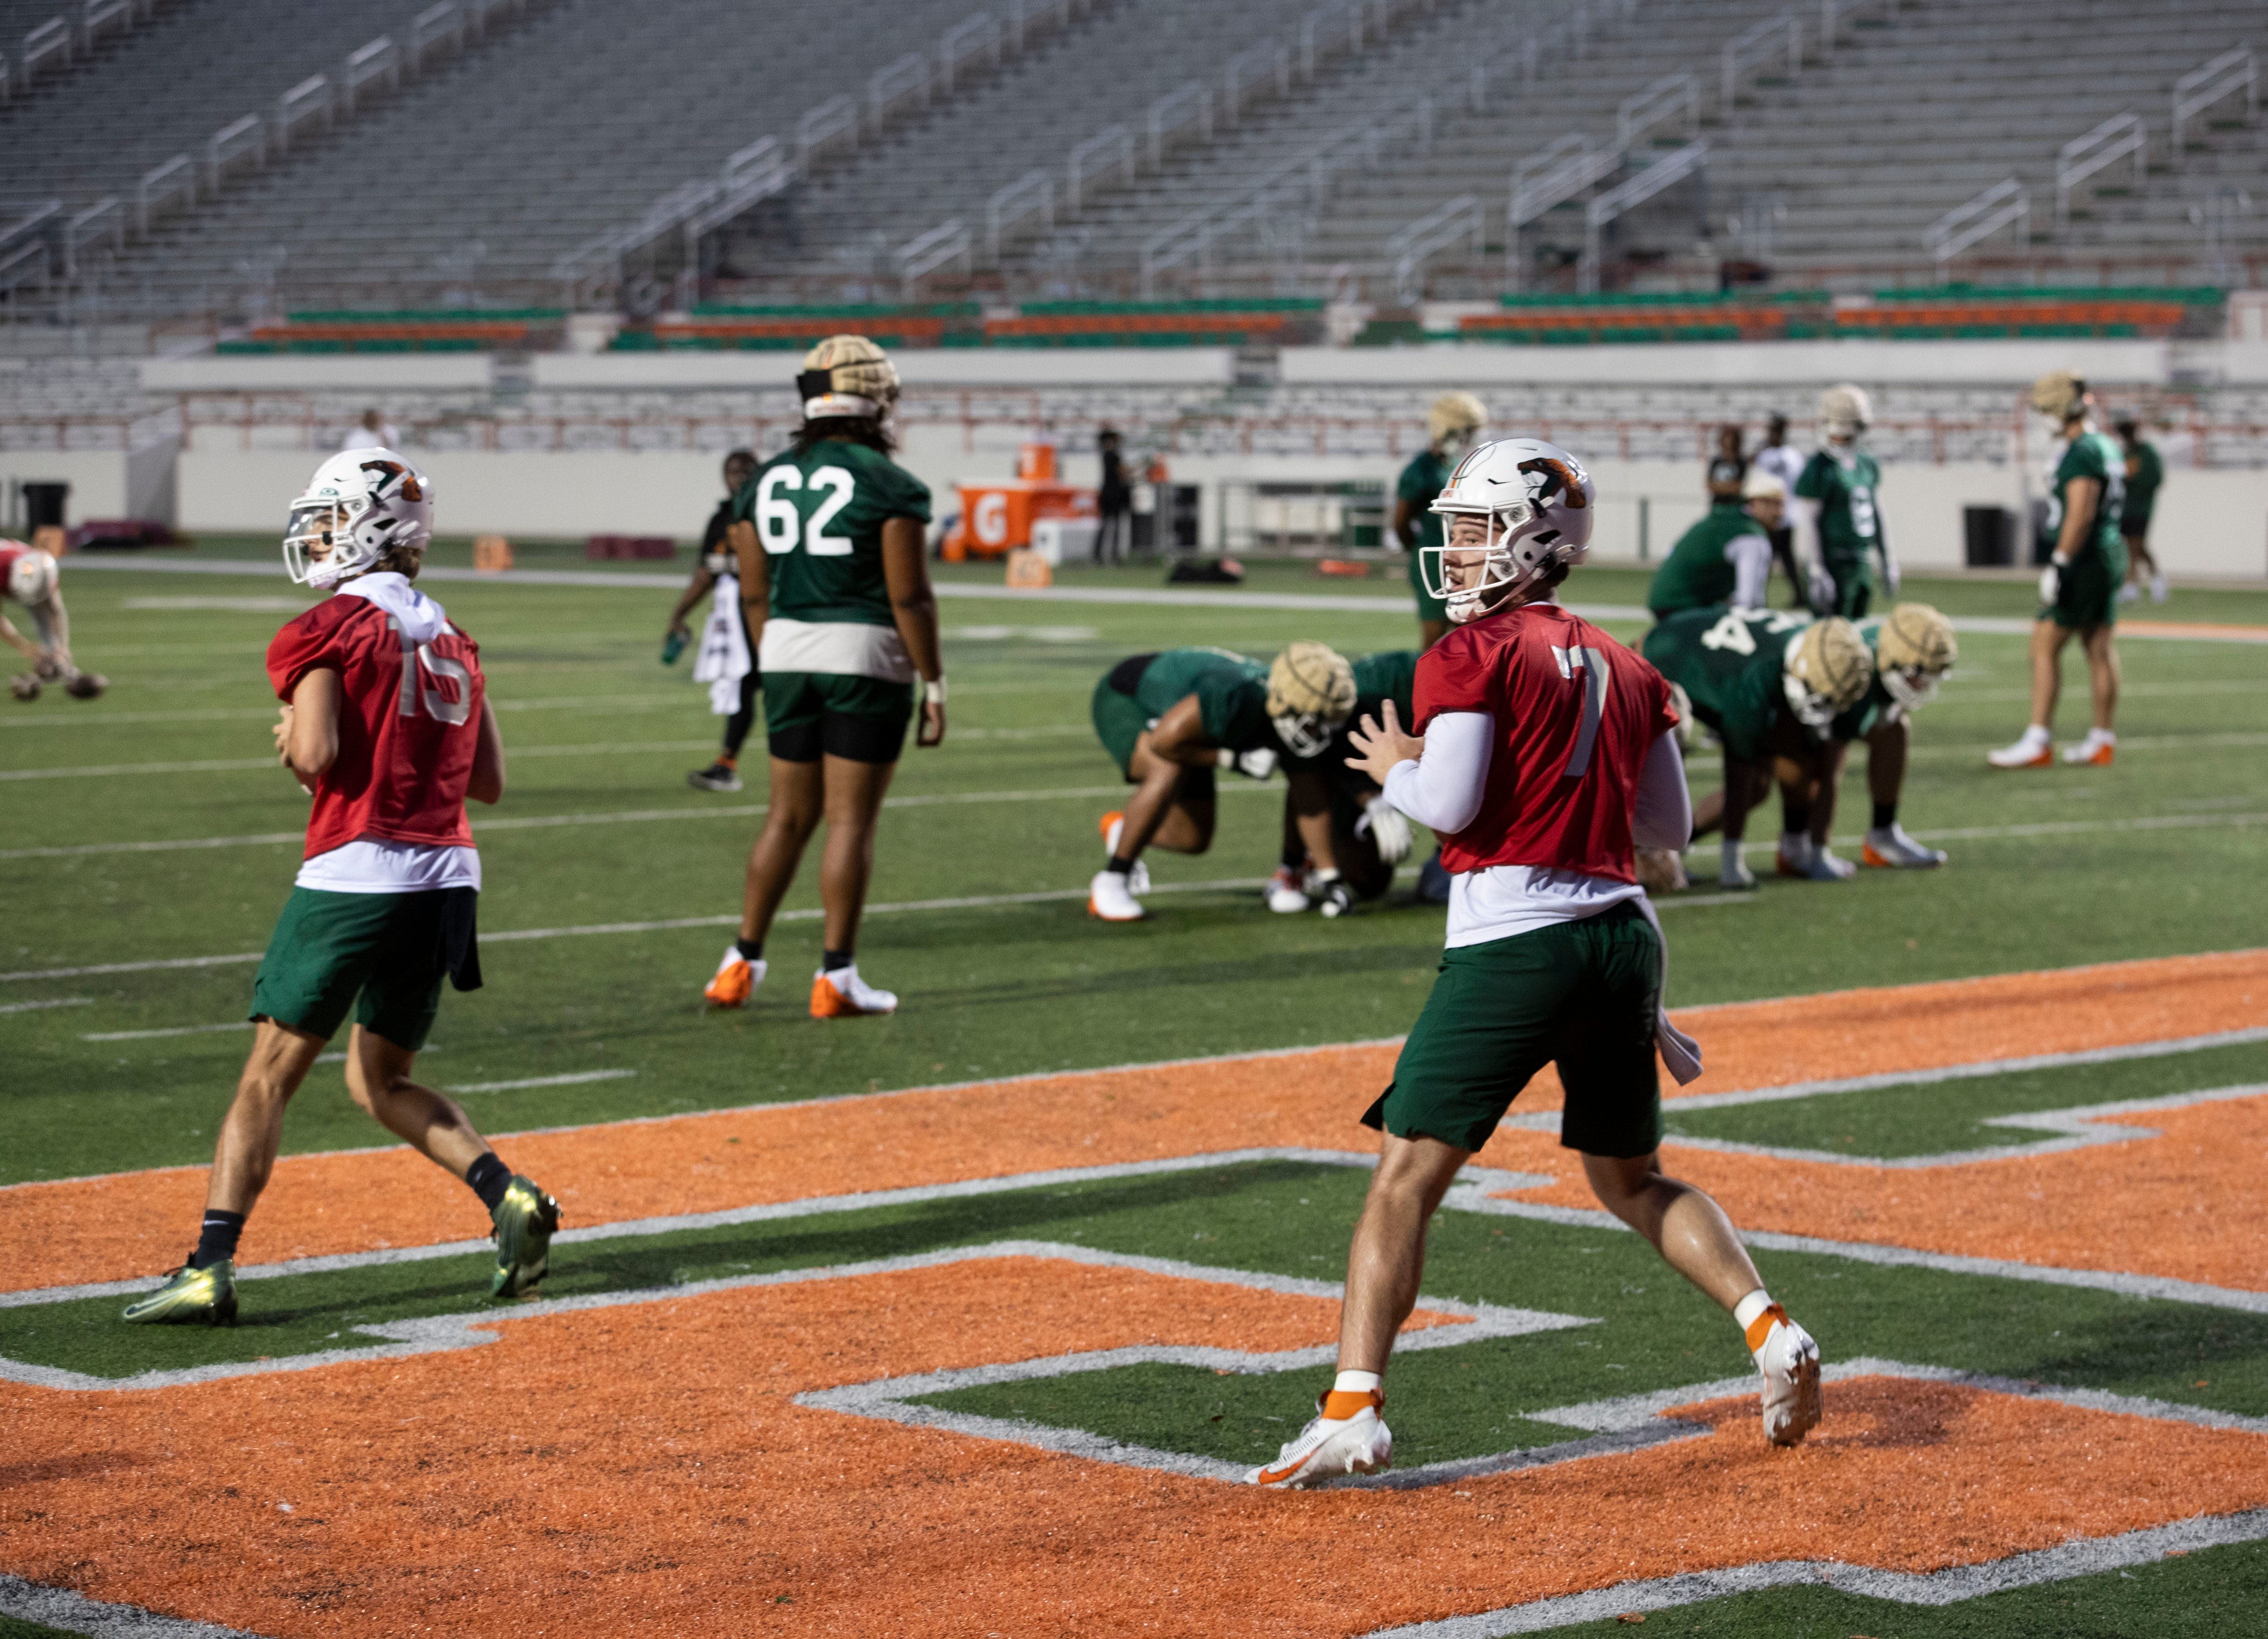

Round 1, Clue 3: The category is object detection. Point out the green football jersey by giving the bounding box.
[1640,605,1812,761]
[1794,447,1883,567]
[2040,431,2127,563]
[733,438,932,627]
[1827,615,1891,744]
[1647,501,1768,616]
[2118,439,2161,529]
[1396,449,1450,549]
[1135,646,1273,750]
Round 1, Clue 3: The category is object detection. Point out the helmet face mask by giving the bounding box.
[1818,382,1872,444]
[282,450,434,589]
[1781,616,1875,732]
[1265,640,1356,756]
[1875,602,1957,711]
[1271,710,1335,759]
[1423,439,1594,624]
[1879,664,1943,711]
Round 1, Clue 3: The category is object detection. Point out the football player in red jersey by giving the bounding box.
[123,450,560,1326]
[1,538,105,700]
[1251,440,1821,1488]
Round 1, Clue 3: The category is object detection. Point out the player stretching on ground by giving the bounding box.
[1645,468,1783,619]
[1250,439,1820,1487]
[1642,605,1875,886]
[123,450,557,1324]
[702,337,945,1017]
[2,539,105,701]
[1087,643,1328,921]
[1269,650,1417,915]
[1792,384,1897,619]
[670,447,761,791]
[1989,372,2125,770]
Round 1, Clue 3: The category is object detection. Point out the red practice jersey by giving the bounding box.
[1412,602,1678,883]
[0,539,34,596]
[266,594,485,861]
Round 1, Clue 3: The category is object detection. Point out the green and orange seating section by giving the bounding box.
[220,310,566,353]
[1454,286,2220,345]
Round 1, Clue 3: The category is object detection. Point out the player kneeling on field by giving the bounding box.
[1642,605,1875,886]
[1269,648,1420,916]
[123,450,558,1326]
[2,539,106,701]
[1251,439,1819,1487]
[1086,643,1329,921]
[1773,602,1958,872]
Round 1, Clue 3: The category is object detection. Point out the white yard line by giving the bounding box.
[447,1069,636,1094]
[0,996,93,1015]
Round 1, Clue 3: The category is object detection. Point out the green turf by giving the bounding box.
[1533,1535,2268,1636]
[0,1618,84,1639]
[1663,1039,2268,1158]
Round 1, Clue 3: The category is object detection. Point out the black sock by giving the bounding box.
[1105,855,1134,876]
[464,1153,513,1212]
[1281,841,1306,871]
[1781,798,1812,833]
[822,948,853,972]
[734,936,764,962]
[190,1209,245,1270]
[1872,801,1897,830]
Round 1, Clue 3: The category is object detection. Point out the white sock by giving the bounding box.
[1720,839,1745,877]
[1734,1288,1777,1356]
[2017,723,2051,748]
[2085,727,2116,746]
[1333,1369,1382,1396]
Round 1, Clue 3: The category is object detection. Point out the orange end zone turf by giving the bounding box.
[5,1257,2266,1637]
[4,949,2263,1295]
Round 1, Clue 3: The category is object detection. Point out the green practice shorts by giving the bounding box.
[1091,673,1216,801]
[763,669,913,764]
[249,886,463,1051]
[1408,547,1447,623]
[1364,900,1664,1158]
[2042,541,2129,630]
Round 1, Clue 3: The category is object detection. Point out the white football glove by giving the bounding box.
[1805,563,1838,614]
[1314,868,1354,918]
[1355,796,1413,864]
[2038,559,2063,605]
[1881,553,1901,597]
[1225,747,1277,781]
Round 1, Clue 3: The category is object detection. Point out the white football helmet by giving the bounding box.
[1819,383,1871,443]
[284,448,434,589]
[6,544,58,605]
[1423,438,1595,623]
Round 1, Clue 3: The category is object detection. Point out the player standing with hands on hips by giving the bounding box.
[1250,439,1821,1485]
[702,336,946,1018]
[124,450,559,1324]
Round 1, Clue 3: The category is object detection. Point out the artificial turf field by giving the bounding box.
[1,544,2264,1637]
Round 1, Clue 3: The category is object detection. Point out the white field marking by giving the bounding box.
[0,879,1749,986]
[121,595,313,613]
[1942,678,2268,705]
[1360,1503,2268,1637]
[0,996,92,1015]
[1640,1080,2268,1170]
[0,1575,263,1639]
[1492,1024,2268,1129]
[1698,805,2268,863]
[64,556,2268,642]
[0,694,693,729]
[447,1068,635,1094]
[0,1236,1582,1394]
[82,1020,251,1042]
[1904,729,2268,762]
[945,624,1099,642]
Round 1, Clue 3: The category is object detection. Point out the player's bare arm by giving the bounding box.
[729,517,769,654]
[2055,474,2102,565]
[1117,694,1216,856]
[665,559,718,640]
[468,696,505,804]
[881,514,946,748]
[0,606,41,662]
[1283,769,1340,875]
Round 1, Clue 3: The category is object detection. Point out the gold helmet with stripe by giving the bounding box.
[1875,602,1957,711]
[1266,640,1357,757]
[1782,616,1874,731]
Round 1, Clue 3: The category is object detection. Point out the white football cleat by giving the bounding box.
[1751,1308,1823,1447]
[1862,824,1946,868]
[1773,831,1814,878]
[2063,732,2115,766]
[1248,1389,1392,1487]
[809,964,897,1019]
[2149,573,2169,603]
[1719,850,1757,890]
[1264,865,1311,914]
[1798,849,1857,882]
[702,947,765,1008]
[1097,812,1149,893]
[1088,868,1146,922]
[2117,579,2142,604]
[1988,729,2052,769]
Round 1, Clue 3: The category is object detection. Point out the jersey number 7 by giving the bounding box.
[1552,644,1609,779]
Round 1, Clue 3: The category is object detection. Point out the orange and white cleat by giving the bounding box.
[1987,728,2053,769]
[1088,868,1146,921]
[2062,733,2115,766]
[1097,810,1149,893]
[703,947,765,1008]
[810,964,897,1019]
[1747,1303,1823,1447]
[1862,824,1946,868]
[1249,1387,1393,1487]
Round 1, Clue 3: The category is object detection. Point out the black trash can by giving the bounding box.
[21,482,69,532]
[1963,505,2013,567]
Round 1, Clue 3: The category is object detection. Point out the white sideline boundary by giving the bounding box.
[55,554,2268,641]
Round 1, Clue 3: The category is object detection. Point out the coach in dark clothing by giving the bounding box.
[1096,426,1132,564]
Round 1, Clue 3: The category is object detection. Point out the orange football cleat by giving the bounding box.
[809,965,897,1018]
[703,947,762,1008]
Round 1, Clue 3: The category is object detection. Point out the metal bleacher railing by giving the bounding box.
[551,0,1096,310]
